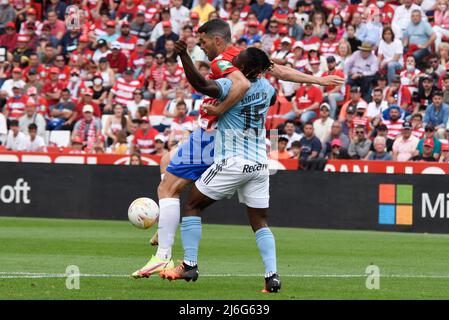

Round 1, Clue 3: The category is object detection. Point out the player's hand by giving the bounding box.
[202,100,221,116]
[174,41,188,55]
[319,75,345,86]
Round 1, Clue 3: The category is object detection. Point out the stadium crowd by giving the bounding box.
[1,0,449,164]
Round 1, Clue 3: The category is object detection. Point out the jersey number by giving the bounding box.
[240,104,265,131]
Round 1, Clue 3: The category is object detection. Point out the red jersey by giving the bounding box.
[163,67,185,90]
[150,64,167,91]
[129,51,146,70]
[319,40,339,57]
[199,46,241,130]
[5,95,28,121]
[132,128,159,154]
[350,116,371,136]
[43,80,65,106]
[116,35,138,58]
[74,102,101,121]
[111,77,141,107]
[321,69,345,94]
[380,4,395,24]
[294,85,323,111]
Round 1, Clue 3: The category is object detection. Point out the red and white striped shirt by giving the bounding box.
[129,52,146,70]
[383,119,405,140]
[163,67,185,90]
[412,127,425,139]
[132,128,159,154]
[116,35,138,58]
[111,77,141,106]
[150,64,167,91]
[350,116,371,136]
[319,41,339,57]
[6,95,28,121]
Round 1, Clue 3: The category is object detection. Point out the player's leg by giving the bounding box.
[246,207,280,293]
[150,149,177,246]
[160,159,239,281]
[238,168,281,293]
[160,184,216,281]
[132,171,191,278]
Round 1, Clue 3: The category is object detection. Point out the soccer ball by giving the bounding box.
[128,197,159,229]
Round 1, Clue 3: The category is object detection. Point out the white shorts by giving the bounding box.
[195,157,270,209]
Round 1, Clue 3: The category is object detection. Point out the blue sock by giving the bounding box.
[255,227,277,277]
[181,216,202,266]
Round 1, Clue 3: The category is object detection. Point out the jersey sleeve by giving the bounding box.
[210,59,239,79]
[214,78,233,101]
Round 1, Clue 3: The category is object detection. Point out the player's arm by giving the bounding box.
[269,63,344,87]
[175,42,223,99]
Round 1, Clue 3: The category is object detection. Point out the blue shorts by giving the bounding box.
[166,128,215,181]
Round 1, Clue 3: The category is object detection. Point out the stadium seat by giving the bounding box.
[49,130,71,147]
[0,145,6,152]
[150,99,169,115]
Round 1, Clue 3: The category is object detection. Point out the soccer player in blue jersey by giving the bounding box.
[132,19,343,279]
[160,48,282,293]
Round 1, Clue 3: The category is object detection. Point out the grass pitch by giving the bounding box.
[1,217,449,300]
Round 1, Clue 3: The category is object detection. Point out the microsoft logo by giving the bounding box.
[378,184,413,225]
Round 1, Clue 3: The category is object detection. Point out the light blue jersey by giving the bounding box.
[214,77,275,164]
[165,77,232,181]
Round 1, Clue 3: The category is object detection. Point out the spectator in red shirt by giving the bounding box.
[116,21,138,58]
[284,82,323,124]
[161,57,186,99]
[0,22,18,52]
[107,42,128,75]
[42,67,65,108]
[300,22,321,52]
[4,86,28,121]
[71,88,101,123]
[323,55,345,119]
[117,0,138,21]
[148,53,167,99]
[272,0,291,26]
[385,77,412,113]
[131,116,160,154]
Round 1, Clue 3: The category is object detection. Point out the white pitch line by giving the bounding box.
[2,272,449,279]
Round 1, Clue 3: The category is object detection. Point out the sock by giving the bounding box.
[156,198,180,260]
[181,216,202,266]
[255,227,277,277]
[160,173,165,181]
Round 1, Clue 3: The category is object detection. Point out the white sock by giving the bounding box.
[160,173,165,181]
[156,198,180,260]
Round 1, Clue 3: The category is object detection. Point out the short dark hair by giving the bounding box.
[291,140,301,148]
[198,19,232,43]
[239,47,273,80]
[10,120,19,127]
[28,123,37,131]
[433,90,444,97]
[373,87,383,95]
[303,122,314,128]
[278,137,289,143]
[411,113,423,121]
[284,120,295,126]
[166,57,177,64]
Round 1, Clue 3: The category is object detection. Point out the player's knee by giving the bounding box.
[183,200,201,216]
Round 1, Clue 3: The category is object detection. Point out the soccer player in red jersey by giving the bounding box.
[133,19,344,281]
